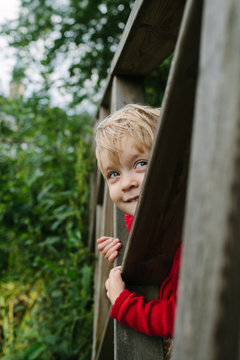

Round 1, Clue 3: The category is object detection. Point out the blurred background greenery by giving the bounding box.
[0,0,171,359]
[0,94,94,359]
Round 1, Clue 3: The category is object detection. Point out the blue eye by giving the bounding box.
[109,171,119,179]
[136,160,148,168]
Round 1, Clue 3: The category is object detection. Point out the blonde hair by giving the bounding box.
[95,104,160,173]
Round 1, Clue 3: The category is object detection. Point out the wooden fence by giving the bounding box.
[89,0,240,358]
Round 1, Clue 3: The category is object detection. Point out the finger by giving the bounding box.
[97,236,112,244]
[109,267,117,276]
[101,239,121,256]
[109,266,121,275]
[97,239,112,252]
[108,251,119,263]
[97,237,112,249]
[97,236,120,244]
[105,242,122,259]
[111,268,122,277]
[114,266,122,271]
[97,238,119,252]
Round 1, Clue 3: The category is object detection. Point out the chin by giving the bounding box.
[123,206,136,217]
[118,202,137,216]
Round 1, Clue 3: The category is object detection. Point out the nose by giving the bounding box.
[121,172,138,191]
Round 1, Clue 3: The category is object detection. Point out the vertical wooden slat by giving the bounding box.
[92,184,114,360]
[88,107,108,251]
[95,314,114,360]
[113,207,129,267]
[88,169,97,251]
[92,106,115,360]
[92,186,114,359]
[110,75,164,360]
[173,0,240,359]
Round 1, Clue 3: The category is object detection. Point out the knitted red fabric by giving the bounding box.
[110,213,182,337]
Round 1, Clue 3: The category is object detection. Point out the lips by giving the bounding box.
[126,195,139,203]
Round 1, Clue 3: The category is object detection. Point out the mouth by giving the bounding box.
[126,196,139,203]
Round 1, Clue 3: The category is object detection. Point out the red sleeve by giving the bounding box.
[110,244,182,338]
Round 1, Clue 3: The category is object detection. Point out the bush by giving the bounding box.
[0,95,94,359]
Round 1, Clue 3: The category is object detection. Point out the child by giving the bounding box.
[95,104,182,357]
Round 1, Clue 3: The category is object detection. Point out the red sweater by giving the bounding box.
[110,214,182,338]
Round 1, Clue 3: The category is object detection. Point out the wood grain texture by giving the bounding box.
[110,0,186,76]
[91,107,111,360]
[173,0,240,359]
[96,314,114,360]
[88,106,108,251]
[92,186,114,360]
[101,0,186,107]
[121,0,203,285]
[111,76,163,360]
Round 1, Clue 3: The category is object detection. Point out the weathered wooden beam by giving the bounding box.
[173,0,240,358]
[95,312,114,360]
[110,76,164,360]
[92,184,114,360]
[110,76,145,267]
[110,0,186,76]
[122,0,203,285]
[111,75,145,113]
[101,0,187,107]
[91,107,114,360]
[88,106,108,251]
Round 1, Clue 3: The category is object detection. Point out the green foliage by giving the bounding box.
[1,0,172,110]
[0,1,172,358]
[144,55,173,107]
[1,0,135,106]
[0,94,94,359]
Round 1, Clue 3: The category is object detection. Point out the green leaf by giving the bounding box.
[37,183,53,201]
[23,342,46,360]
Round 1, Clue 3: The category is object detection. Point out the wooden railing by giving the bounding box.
[89,0,240,358]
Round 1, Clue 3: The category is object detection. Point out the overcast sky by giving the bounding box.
[0,0,20,96]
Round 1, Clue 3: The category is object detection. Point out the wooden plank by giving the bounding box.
[122,0,203,285]
[96,107,109,201]
[110,0,186,76]
[110,76,163,360]
[92,108,114,360]
[101,0,187,107]
[114,318,164,360]
[96,312,114,360]
[88,106,108,251]
[92,186,114,360]
[111,75,145,269]
[88,169,97,251]
[173,0,240,359]
[111,75,145,112]
[114,207,129,267]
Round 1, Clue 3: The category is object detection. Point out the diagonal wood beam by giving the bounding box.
[122,0,204,285]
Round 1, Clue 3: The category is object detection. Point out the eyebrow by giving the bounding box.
[127,151,149,163]
[102,149,149,174]
[102,165,118,177]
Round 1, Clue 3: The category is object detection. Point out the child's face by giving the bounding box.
[100,136,150,216]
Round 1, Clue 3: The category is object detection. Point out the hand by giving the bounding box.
[97,236,122,263]
[105,266,126,304]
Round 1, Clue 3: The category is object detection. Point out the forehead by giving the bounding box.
[100,137,149,172]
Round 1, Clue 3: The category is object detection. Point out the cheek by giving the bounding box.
[139,173,146,187]
[108,185,119,203]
